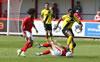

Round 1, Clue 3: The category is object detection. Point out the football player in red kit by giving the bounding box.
[35,40,76,57]
[17,8,38,57]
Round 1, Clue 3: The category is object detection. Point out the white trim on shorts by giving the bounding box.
[24,31,33,40]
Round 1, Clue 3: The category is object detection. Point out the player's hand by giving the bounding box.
[79,25,82,32]
[53,18,56,21]
[41,19,44,23]
[22,32,26,38]
[36,29,38,33]
[53,26,58,31]
[23,32,28,41]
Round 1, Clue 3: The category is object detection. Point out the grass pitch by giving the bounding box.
[0,35,100,62]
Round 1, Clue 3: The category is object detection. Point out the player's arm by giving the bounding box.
[33,24,38,33]
[53,18,62,30]
[40,10,44,22]
[79,22,83,31]
[54,40,65,49]
[21,25,24,33]
[40,15,43,21]
[21,18,28,40]
[75,17,83,31]
[21,18,27,35]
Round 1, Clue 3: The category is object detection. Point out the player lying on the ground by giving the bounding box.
[35,40,76,57]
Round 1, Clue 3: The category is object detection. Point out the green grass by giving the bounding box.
[0,35,100,62]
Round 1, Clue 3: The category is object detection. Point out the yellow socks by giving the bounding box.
[50,36,53,40]
[69,42,73,52]
[46,38,49,43]
[67,36,74,52]
[67,36,72,45]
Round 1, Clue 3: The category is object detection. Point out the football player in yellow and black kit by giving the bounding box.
[41,3,54,42]
[54,9,83,53]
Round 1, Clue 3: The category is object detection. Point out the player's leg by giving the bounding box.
[69,30,76,53]
[45,30,49,42]
[17,31,28,56]
[49,24,53,40]
[35,49,51,56]
[62,28,69,37]
[35,44,59,56]
[44,24,50,42]
[17,31,33,56]
[23,31,28,41]
[62,29,73,52]
[50,30,53,40]
[62,28,72,46]
[69,41,76,53]
[36,43,52,48]
[66,31,74,52]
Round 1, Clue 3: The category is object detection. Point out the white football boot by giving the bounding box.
[35,53,41,56]
[20,51,25,57]
[17,49,22,56]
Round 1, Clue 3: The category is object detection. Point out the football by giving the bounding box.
[66,51,72,57]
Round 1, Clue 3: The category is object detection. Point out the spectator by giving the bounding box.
[74,10,82,20]
[3,10,7,18]
[94,11,100,21]
[52,3,59,19]
[74,1,82,13]
[99,7,100,11]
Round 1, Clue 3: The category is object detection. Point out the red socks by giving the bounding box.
[28,44,32,48]
[42,49,50,54]
[43,43,51,47]
[21,42,32,52]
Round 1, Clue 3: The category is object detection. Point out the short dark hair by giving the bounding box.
[68,9,73,12]
[45,2,49,5]
[68,9,75,13]
[27,8,35,15]
[77,1,80,4]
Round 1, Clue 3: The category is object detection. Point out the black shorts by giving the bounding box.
[44,24,52,30]
[62,28,74,38]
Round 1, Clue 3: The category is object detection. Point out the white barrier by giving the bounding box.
[32,21,85,37]
[32,20,100,38]
[1,19,100,38]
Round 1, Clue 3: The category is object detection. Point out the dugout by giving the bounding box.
[0,0,100,20]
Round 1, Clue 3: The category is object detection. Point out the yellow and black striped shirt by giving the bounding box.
[62,14,80,29]
[41,9,53,24]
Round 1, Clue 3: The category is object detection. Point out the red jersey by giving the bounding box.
[61,47,67,56]
[54,46,67,56]
[22,16,33,33]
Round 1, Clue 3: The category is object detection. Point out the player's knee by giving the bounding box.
[30,40,33,45]
[73,42,76,48]
[31,43,33,47]
[30,42,33,47]
[67,32,72,36]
